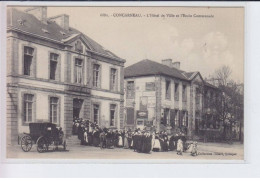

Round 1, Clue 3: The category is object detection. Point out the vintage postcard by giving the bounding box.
[4,5,244,161]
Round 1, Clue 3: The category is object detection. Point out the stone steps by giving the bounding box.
[66,135,81,146]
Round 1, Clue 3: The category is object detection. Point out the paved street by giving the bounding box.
[6,141,244,160]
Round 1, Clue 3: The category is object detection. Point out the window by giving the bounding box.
[73,99,83,119]
[74,58,83,83]
[93,64,100,87]
[110,68,117,91]
[195,88,200,105]
[146,82,155,91]
[23,94,34,123]
[50,97,59,124]
[140,96,148,111]
[110,104,116,126]
[182,111,188,126]
[164,108,170,125]
[182,85,187,102]
[174,110,179,126]
[209,91,213,106]
[93,104,100,124]
[126,81,135,99]
[165,80,171,99]
[24,47,34,76]
[212,92,216,105]
[50,53,59,80]
[204,90,208,108]
[174,83,179,101]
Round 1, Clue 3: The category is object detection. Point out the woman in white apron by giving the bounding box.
[118,131,123,147]
[83,128,88,145]
[153,132,161,152]
[124,132,129,149]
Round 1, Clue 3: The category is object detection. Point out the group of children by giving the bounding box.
[72,118,198,156]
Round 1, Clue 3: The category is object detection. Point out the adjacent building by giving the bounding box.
[6,7,125,145]
[124,59,219,138]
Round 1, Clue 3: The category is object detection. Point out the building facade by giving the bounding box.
[124,59,219,138]
[6,7,125,145]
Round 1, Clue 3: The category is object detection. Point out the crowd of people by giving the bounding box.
[72,118,198,155]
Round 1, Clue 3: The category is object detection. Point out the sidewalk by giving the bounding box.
[5,141,244,160]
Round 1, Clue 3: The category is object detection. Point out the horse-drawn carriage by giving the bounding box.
[19,122,66,153]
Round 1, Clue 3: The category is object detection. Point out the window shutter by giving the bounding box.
[109,68,112,90]
[98,65,101,88]
[22,94,25,123]
[163,109,167,125]
[169,82,171,99]
[116,69,118,91]
[74,59,77,83]
[170,109,175,127]
[186,111,188,127]
[179,110,183,127]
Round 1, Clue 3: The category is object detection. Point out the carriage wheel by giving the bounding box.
[20,135,33,152]
[36,136,47,153]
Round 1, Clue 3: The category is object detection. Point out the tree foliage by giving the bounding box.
[208,66,244,141]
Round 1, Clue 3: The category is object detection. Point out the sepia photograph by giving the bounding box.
[4,5,244,160]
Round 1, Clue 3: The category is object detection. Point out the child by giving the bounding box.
[177,138,183,155]
[190,141,198,156]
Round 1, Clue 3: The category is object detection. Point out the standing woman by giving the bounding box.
[93,128,100,147]
[159,131,165,151]
[151,131,155,150]
[124,131,129,149]
[122,130,126,147]
[132,130,137,152]
[128,130,133,149]
[163,131,169,152]
[83,127,88,145]
[78,124,85,145]
[88,124,93,146]
[118,131,123,147]
[153,132,161,152]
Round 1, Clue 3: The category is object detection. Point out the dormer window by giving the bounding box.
[60,31,66,36]
[17,19,25,26]
[75,40,83,53]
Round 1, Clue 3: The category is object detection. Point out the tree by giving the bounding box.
[207,66,244,142]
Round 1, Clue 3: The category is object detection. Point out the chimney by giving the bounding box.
[161,59,173,68]
[25,6,47,24]
[172,61,180,70]
[49,14,69,31]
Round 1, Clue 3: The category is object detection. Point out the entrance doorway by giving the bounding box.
[73,98,83,119]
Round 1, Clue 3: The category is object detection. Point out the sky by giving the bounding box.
[15,6,244,83]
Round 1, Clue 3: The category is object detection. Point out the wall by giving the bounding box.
[125,76,157,128]
[6,27,125,144]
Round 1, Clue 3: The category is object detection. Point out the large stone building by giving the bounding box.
[124,59,219,138]
[6,7,125,145]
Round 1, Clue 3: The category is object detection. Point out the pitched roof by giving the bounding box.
[7,8,123,61]
[204,81,219,89]
[124,59,188,81]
